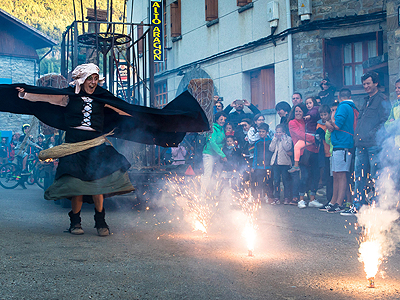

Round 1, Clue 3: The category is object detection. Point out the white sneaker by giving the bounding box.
[308,199,324,208]
[298,200,307,209]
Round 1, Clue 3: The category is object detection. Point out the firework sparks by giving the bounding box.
[243,221,256,256]
[358,239,382,286]
[166,174,218,235]
[232,183,261,256]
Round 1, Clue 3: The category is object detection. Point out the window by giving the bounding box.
[324,32,383,89]
[250,67,275,111]
[343,40,376,86]
[137,22,143,55]
[237,0,252,7]
[155,81,168,108]
[205,0,218,21]
[171,0,181,37]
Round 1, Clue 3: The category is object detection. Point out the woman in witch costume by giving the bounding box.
[2,63,209,236]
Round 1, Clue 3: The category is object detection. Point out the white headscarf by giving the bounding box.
[69,63,105,94]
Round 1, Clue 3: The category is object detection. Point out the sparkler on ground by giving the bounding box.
[234,186,260,256]
[356,126,400,287]
[166,174,220,235]
[358,206,383,288]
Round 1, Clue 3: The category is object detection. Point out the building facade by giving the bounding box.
[127,0,400,127]
[0,9,56,132]
[128,0,292,126]
[291,0,399,104]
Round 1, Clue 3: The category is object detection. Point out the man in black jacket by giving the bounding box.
[224,99,260,129]
[347,71,391,215]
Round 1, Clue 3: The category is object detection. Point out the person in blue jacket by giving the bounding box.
[325,88,357,213]
[251,123,273,203]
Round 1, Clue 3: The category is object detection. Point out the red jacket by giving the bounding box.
[289,118,318,154]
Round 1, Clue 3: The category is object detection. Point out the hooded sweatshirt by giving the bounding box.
[305,106,320,133]
[203,123,226,158]
[331,100,357,149]
[253,136,273,169]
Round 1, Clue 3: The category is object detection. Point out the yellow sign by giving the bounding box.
[151,1,163,62]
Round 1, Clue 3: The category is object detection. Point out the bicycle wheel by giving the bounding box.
[26,159,36,185]
[26,173,35,185]
[33,165,45,190]
[0,163,20,189]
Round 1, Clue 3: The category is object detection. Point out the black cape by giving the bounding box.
[0,84,209,147]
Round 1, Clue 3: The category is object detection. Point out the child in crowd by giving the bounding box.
[304,97,320,133]
[269,124,292,205]
[222,136,241,171]
[316,105,333,204]
[252,123,273,203]
[222,136,241,190]
[288,97,320,173]
[235,118,251,153]
[225,123,235,137]
[247,113,265,159]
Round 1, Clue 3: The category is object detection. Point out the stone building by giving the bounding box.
[0,9,56,133]
[127,0,400,128]
[291,0,399,105]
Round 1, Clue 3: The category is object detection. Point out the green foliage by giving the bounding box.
[1,0,126,75]
[0,0,126,42]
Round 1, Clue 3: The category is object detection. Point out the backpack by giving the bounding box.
[337,102,359,136]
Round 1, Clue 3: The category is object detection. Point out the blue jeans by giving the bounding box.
[298,156,319,197]
[291,152,319,198]
[272,165,291,199]
[353,146,380,209]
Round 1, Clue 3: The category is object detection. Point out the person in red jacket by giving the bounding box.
[288,103,324,209]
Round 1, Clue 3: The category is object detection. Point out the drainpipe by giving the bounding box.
[286,0,293,97]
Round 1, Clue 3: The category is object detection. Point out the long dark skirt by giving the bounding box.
[44,129,134,203]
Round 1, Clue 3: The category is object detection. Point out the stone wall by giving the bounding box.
[291,0,388,102]
[0,56,37,133]
[386,0,400,100]
[292,31,323,99]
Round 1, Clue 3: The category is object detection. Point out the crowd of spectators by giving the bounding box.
[166,71,394,216]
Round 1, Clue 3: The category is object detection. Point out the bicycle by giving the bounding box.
[0,162,27,189]
[0,155,56,189]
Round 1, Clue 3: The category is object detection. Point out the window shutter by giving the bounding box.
[260,68,275,110]
[171,0,181,37]
[250,67,275,110]
[324,39,343,89]
[205,0,218,21]
[137,22,143,54]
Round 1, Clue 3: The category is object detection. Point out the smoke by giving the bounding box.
[142,169,260,253]
[356,120,400,276]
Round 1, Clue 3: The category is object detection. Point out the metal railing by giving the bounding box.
[60,20,154,107]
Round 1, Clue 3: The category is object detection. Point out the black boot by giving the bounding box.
[68,210,84,235]
[94,208,109,236]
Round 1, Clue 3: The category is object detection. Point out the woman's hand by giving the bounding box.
[16,87,26,98]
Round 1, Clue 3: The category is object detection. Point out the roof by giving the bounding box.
[0,8,57,49]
